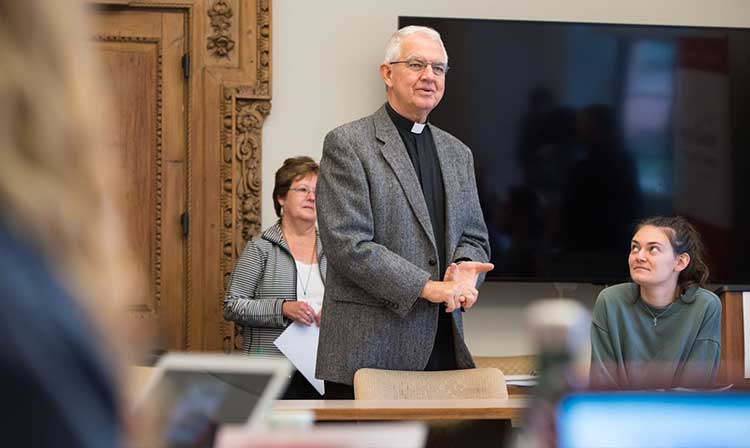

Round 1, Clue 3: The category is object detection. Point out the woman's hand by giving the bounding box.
[282,300,318,326]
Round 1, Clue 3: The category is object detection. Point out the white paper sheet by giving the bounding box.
[274,321,325,395]
[743,292,750,379]
[504,374,539,387]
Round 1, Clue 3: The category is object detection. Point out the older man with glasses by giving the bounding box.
[315,25,493,398]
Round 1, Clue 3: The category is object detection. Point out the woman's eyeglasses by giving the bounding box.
[289,186,316,196]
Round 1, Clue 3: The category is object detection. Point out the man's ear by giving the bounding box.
[380,63,393,89]
[674,252,691,273]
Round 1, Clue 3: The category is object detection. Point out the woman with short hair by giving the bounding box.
[224,156,325,399]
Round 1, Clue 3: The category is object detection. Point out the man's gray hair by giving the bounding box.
[383,25,448,64]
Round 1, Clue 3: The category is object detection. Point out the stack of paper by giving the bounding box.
[504,374,538,387]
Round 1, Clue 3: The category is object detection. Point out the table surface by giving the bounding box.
[273,397,528,421]
[129,366,529,421]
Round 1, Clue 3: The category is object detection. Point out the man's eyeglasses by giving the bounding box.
[289,186,316,196]
[389,57,449,76]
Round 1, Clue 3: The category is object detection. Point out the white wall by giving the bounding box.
[263,0,750,356]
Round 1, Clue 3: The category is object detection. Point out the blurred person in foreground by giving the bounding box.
[224,156,325,399]
[590,216,721,390]
[0,0,140,446]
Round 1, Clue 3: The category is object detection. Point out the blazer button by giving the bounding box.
[428,258,437,266]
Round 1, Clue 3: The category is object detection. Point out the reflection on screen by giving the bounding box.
[557,393,750,448]
[399,16,750,283]
[157,371,272,448]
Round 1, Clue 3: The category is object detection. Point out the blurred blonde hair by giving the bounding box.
[0,0,140,372]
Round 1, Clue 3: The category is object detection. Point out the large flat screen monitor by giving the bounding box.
[399,17,750,283]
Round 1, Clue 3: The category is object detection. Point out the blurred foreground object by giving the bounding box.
[0,0,141,446]
[557,392,750,448]
[518,299,590,448]
[216,422,427,448]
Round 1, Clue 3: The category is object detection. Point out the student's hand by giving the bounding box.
[282,301,316,326]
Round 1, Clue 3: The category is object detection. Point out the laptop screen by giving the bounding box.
[557,392,750,448]
[158,370,274,447]
[134,354,292,448]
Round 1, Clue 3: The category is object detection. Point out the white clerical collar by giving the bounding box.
[411,122,426,134]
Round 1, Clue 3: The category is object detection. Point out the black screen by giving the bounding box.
[400,17,750,284]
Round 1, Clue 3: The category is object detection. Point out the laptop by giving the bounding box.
[557,392,750,448]
[134,353,292,447]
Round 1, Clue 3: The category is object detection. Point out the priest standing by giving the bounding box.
[315,25,494,398]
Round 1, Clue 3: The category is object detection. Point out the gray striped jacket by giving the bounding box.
[223,221,326,356]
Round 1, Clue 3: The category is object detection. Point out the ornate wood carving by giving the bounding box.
[92,0,271,352]
[93,35,164,321]
[234,100,268,243]
[183,5,195,351]
[256,0,271,95]
[217,0,273,353]
[207,0,235,58]
[220,84,270,351]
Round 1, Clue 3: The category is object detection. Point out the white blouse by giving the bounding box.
[294,260,324,312]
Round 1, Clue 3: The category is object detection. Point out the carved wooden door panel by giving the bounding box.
[90,7,188,351]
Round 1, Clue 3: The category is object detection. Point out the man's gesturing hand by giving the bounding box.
[443,261,494,309]
[420,279,478,313]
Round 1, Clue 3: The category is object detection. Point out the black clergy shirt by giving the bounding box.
[385,102,456,371]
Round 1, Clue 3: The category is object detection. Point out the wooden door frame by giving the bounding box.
[91,0,271,351]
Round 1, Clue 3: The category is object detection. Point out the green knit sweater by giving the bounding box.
[590,282,721,389]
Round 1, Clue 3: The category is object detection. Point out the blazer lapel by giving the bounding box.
[433,128,462,254]
[373,106,436,248]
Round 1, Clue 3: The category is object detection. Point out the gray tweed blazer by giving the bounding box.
[315,104,490,385]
